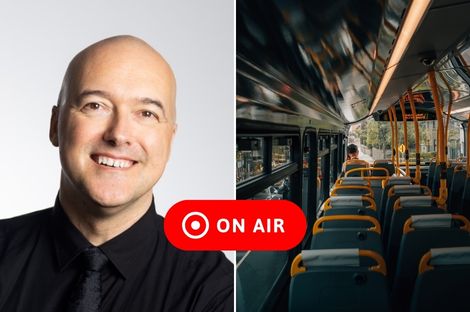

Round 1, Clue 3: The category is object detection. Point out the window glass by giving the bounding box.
[237,176,291,311]
[349,117,464,163]
[272,137,292,169]
[251,177,290,200]
[236,137,264,183]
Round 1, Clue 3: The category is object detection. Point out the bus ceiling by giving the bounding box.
[237,0,470,126]
[372,0,470,119]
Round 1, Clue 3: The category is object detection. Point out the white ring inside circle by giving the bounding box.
[182,212,209,239]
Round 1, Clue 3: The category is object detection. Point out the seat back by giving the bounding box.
[448,166,467,213]
[289,249,390,312]
[411,247,470,312]
[392,214,470,311]
[331,185,374,197]
[382,185,431,238]
[311,215,383,255]
[379,176,413,216]
[425,162,436,189]
[385,196,444,278]
[344,159,369,177]
[373,159,395,177]
[322,196,378,221]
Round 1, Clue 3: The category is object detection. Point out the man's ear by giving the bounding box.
[49,105,59,147]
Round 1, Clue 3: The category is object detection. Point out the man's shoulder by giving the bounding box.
[0,208,53,236]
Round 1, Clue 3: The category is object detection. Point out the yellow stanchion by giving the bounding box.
[408,89,421,184]
[399,96,410,176]
[428,70,447,208]
[388,109,396,173]
[391,105,400,175]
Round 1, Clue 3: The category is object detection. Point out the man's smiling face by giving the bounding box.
[50,37,176,211]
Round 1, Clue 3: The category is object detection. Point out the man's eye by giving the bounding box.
[141,111,160,121]
[84,102,101,110]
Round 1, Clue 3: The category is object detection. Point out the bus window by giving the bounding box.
[350,117,464,164]
[272,137,293,169]
[236,137,265,183]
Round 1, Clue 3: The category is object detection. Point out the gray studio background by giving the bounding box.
[0,1,234,258]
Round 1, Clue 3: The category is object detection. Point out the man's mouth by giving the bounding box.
[91,155,136,169]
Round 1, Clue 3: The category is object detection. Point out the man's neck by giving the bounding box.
[59,191,152,246]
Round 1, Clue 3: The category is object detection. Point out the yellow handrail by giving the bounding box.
[290,250,387,277]
[399,96,410,176]
[391,105,400,175]
[468,114,470,177]
[428,70,447,208]
[408,89,421,184]
[388,109,396,171]
[312,215,381,235]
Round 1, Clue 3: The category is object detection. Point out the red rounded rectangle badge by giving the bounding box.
[164,200,306,250]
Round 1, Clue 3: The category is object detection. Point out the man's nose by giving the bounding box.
[103,112,133,146]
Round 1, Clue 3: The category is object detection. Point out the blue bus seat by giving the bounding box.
[379,176,413,217]
[462,176,470,221]
[331,185,374,197]
[311,215,383,255]
[447,166,466,213]
[335,177,370,187]
[344,159,370,177]
[391,214,470,311]
[322,196,378,222]
[381,185,431,239]
[373,159,395,177]
[410,246,470,312]
[289,249,390,312]
[385,196,445,278]
[425,161,436,190]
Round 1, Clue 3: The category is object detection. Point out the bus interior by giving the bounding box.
[237,0,470,311]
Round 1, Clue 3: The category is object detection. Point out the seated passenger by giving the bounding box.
[342,144,369,175]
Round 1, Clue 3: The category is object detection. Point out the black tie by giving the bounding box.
[67,247,109,312]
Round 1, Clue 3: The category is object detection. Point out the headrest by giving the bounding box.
[340,177,369,186]
[430,246,470,266]
[330,196,364,208]
[388,176,412,185]
[393,185,423,196]
[301,249,360,268]
[410,214,452,229]
[400,196,433,208]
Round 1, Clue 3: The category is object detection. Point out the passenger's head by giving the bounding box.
[49,35,177,211]
[347,144,359,158]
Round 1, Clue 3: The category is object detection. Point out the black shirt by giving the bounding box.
[0,198,233,311]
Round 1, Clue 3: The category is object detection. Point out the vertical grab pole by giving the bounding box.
[428,70,447,208]
[467,114,470,177]
[391,105,400,175]
[408,89,421,184]
[399,96,410,176]
[388,109,396,173]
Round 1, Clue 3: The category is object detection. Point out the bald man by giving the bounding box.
[0,36,233,312]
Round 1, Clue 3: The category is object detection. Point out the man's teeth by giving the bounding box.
[97,156,133,168]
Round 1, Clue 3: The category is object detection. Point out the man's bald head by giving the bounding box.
[58,35,176,122]
[50,35,178,213]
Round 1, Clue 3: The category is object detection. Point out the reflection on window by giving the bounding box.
[251,177,290,200]
[237,137,264,183]
[272,137,292,169]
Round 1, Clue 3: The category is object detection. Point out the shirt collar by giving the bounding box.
[51,197,160,279]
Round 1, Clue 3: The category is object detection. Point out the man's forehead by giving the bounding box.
[62,36,176,119]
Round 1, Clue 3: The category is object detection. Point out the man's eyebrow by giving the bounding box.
[139,97,168,118]
[77,89,112,100]
[77,91,166,113]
